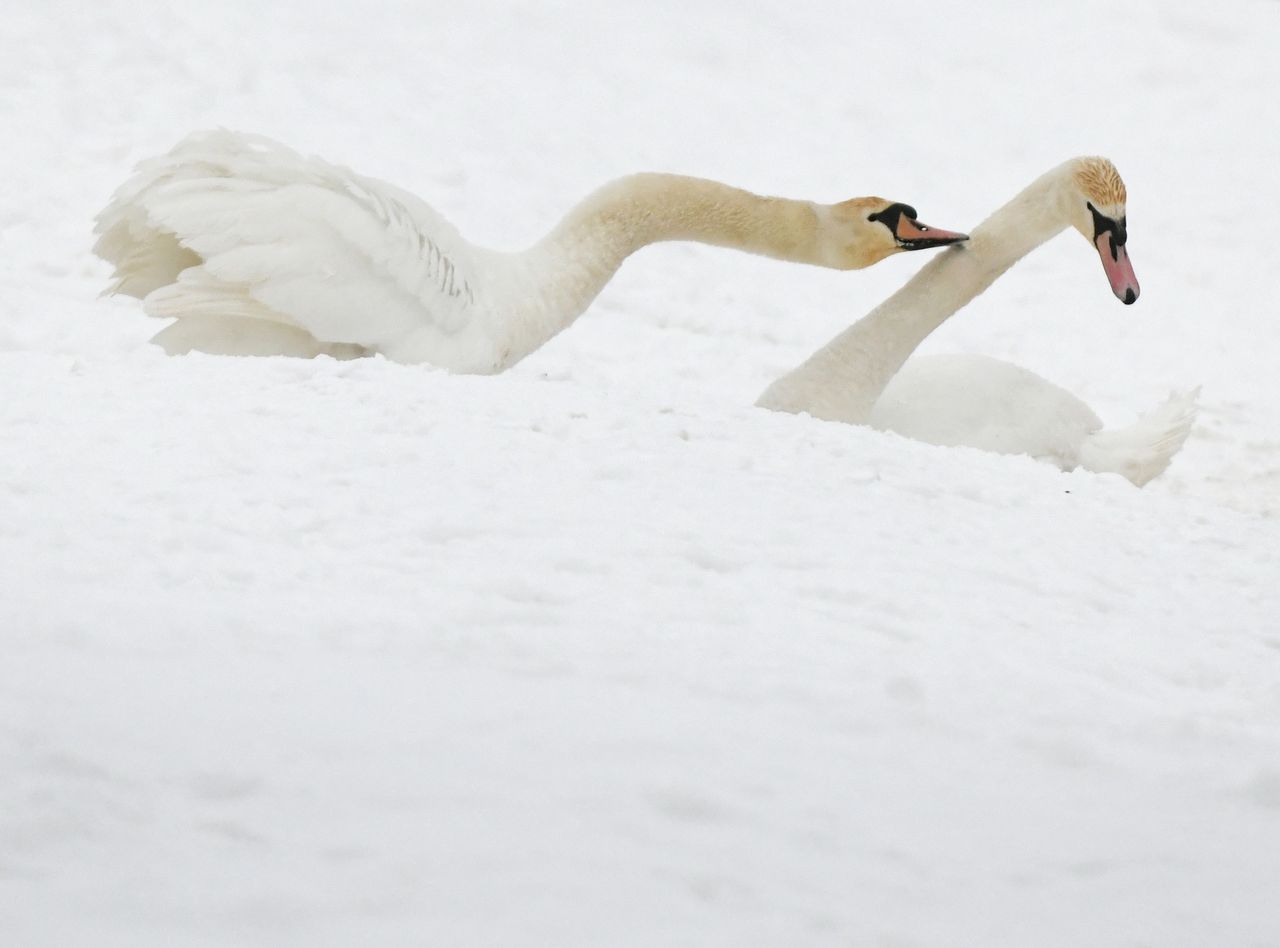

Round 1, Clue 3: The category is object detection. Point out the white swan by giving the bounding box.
[757,156,1199,487]
[869,355,1199,487]
[93,129,967,373]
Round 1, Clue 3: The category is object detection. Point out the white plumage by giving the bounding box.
[95,130,497,367]
[95,130,960,372]
[870,355,1199,486]
[759,157,1199,487]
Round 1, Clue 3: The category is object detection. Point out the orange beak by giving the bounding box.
[894,214,969,251]
[1095,233,1140,305]
[1088,202,1140,304]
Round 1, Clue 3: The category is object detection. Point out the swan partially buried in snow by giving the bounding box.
[758,156,1198,487]
[93,130,967,373]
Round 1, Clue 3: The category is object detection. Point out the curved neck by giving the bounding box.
[497,175,824,360]
[758,164,1076,423]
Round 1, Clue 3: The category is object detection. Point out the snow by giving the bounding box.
[3,1,1280,945]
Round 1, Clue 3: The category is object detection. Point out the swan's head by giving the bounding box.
[1066,157,1140,304]
[824,197,969,269]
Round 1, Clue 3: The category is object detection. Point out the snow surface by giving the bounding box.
[3,2,1280,946]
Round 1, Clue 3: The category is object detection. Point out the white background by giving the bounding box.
[2,2,1278,945]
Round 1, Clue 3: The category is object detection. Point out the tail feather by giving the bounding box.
[96,228,201,299]
[1078,388,1200,487]
[92,129,300,302]
[93,151,205,301]
[143,267,275,324]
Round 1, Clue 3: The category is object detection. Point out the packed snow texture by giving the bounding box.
[3,2,1280,946]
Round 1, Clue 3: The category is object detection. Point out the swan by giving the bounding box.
[869,355,1199,487]
[93,129,968,372]
[757,156,1199,487]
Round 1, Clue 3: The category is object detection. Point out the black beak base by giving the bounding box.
[870,202,969,252]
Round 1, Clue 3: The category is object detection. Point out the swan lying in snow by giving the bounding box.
[93,129,967,373]
[758,156,1198,487]
[870,355,1199,487]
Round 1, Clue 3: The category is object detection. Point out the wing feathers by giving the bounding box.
[93,130,491,359]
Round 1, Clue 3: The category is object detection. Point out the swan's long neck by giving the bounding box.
[497,174,825,362]
[757,165,1075,423]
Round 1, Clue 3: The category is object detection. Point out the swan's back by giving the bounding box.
[93,130,504,369]
[868,353,1102,468]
